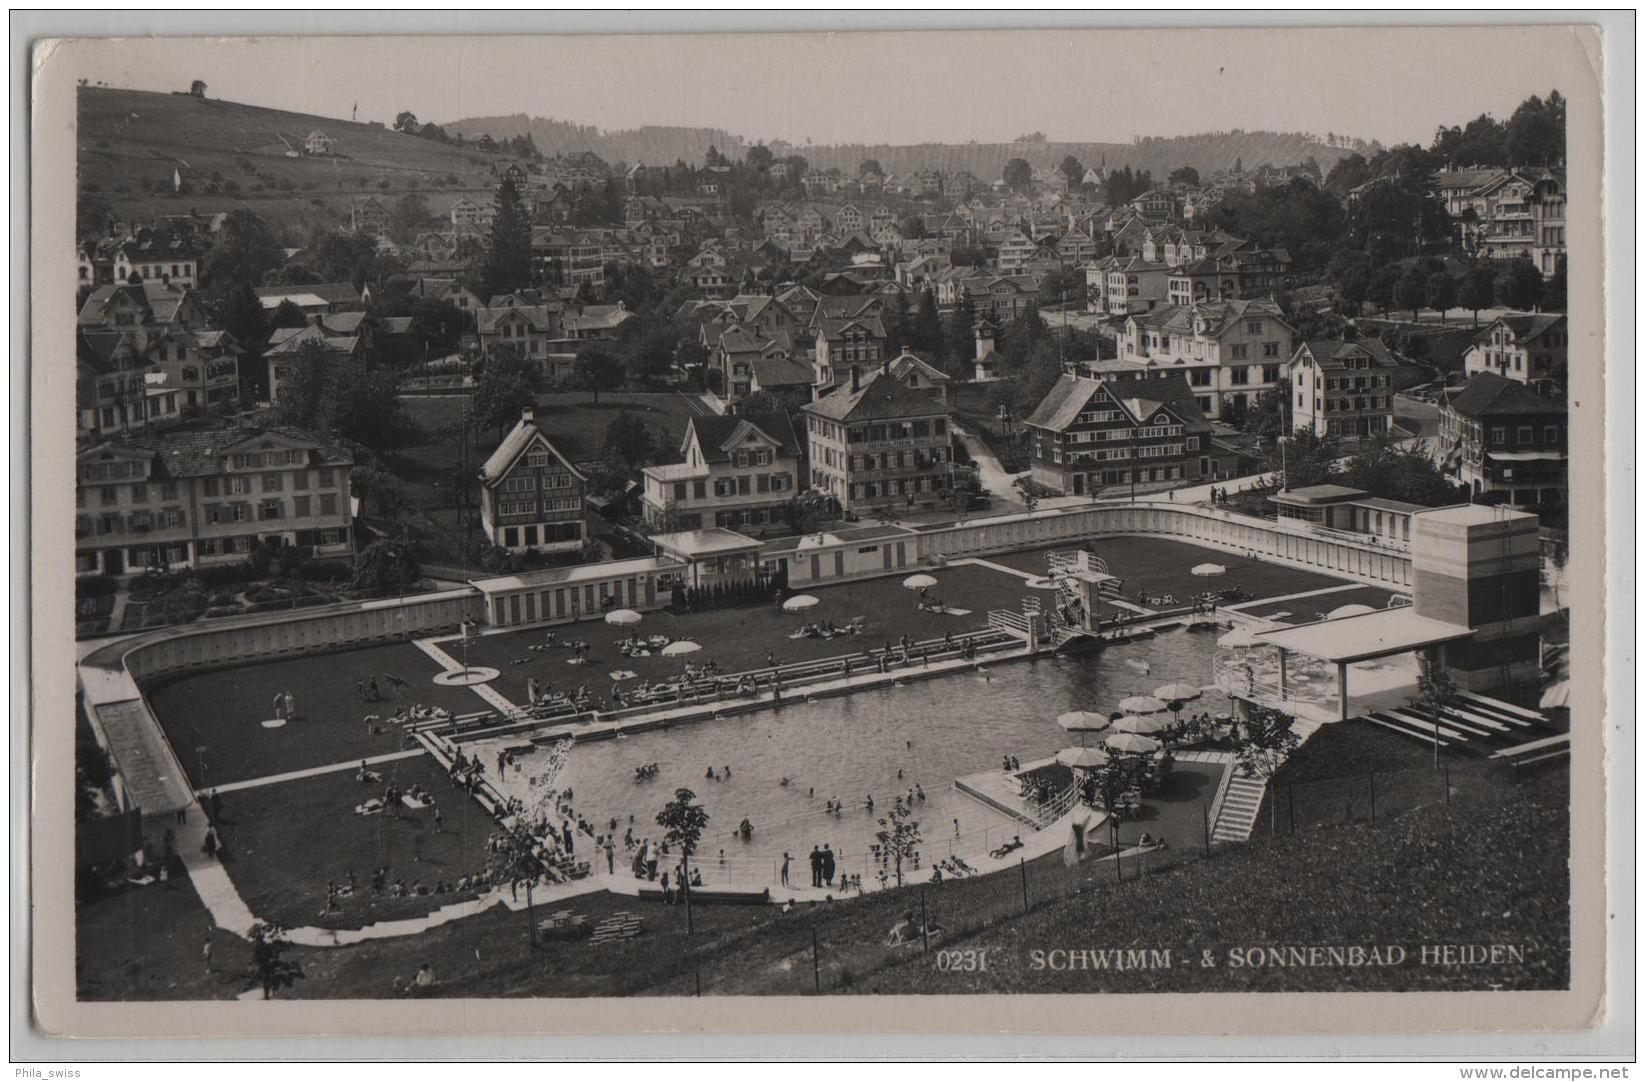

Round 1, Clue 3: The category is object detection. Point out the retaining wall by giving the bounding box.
[916,504,1413,589]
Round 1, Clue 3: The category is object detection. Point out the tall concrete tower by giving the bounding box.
[1410,504,1545,690]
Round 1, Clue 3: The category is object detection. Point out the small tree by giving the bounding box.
[1457,267,1496,326]
[575,342,625,405]
[657,788,709,934]
[873,799,923,888]
[1233,706,1301,834]
[1414,651,1460,769]
[350,536,420,595]
[1394,266,1429,321]
[246,922,305,1000]
[189,79,207,99]
[1419,269,1455,319]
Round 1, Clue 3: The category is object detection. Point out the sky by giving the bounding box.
[55,27,1585,148]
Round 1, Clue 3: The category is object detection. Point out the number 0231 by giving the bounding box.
[934,949,989,972]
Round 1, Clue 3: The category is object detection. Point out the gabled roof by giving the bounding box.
[479,415,586,485]
[749,355,814,390]
[477,304,555,334]
[1295,337,1399,371]
[88,424,352,480]
[801,369,953,423]
[1477,313,1567,347]
[1024,372,1211,433]
[686,412,801,462]
[886,351,951,386]
[1445,371,1565,418]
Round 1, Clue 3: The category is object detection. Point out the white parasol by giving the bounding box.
[782,594,820,612]
[1117,694,1168,715]
[902,573,938,589]
[605,608,643,626]
[661,640,702,656]
[1326,603,1377,619]
[1191,563,1227,577]
[1154,682,1202,704]
[1055,746,1111,769]
[1110,713,1173,736]
[1105,732,1162,755]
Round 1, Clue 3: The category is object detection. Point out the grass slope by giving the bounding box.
[79,87,507,238]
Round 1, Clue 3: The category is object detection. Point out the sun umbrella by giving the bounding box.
[1217,624,1271,649]
[1055,746,1111,769]
[1154,682,1202,704]
[1326,603,1377,619]
[608,669,638,681]
[1124,658,1152,674]
[782,594,820,612]
[1105,732,1162,755]
[902,573,938,590]
[605,608,643,626]
[1056,710,1110,732]
[1191,563,1227,577]
[660,640,701,656]
[1117,695,1168,715]
[1111,714,1173,736]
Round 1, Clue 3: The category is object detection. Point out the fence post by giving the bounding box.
[694,966,701,997]
[811,927,820,993]
[1444,765,1451,804]
[1202,799,1210,856]
[1019,856,1029,915]
[1288,785,1296,835]
[920,889,929,953]
[1369,771,1376,822]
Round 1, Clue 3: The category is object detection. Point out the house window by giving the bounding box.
[294,495,312,517]
[1491,426,1507,444]
[1231,344,1248,360]
[319,493,338,515]
[1517,426,1533,444]
[263,473,283,492]
[1544,425,1559,443]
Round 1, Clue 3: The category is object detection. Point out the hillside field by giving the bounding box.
[78,87,512,240]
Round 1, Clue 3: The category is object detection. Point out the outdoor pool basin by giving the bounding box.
[471,627,1228,892]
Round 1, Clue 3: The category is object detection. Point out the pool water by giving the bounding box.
[479,627,1226,888]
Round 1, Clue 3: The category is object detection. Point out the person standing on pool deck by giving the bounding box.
[780,852,791,887]
[272,691,285,720]
[822,845,836,888]
[284,691,296,721]
[809,846,822,887]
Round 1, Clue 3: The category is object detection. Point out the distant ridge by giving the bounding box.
[442,113,1356,178]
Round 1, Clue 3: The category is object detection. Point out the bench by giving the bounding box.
[634,884,770,906]
[1489,733,1572,768]
[588,911,645,945]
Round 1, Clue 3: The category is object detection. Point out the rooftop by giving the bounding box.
[470,555,682,595]
[649,528,766,560]
[1257,607,1476,664]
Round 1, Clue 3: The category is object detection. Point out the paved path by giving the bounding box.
[951,421,1026,512]
[195,748,427,796]
[413,637,518,714]
[1225,582,1376,614]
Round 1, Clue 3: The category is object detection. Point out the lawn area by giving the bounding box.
[1248,718,1517,839]
[986,537,1355,606]
[399,390,699,476]
[865,767,1570,994]
[453,559,1043,706]
[76,872,252,1001]
[1236,584,1405,624]
[213,753,501,931]
[144,641,483,787]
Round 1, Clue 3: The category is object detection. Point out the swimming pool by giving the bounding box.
[473,626,1227,889]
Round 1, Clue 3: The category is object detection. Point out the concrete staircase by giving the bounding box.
[1210,772,1269,844]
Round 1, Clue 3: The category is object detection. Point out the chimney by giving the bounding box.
[850,365,860,392]
[522,407,535,424]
